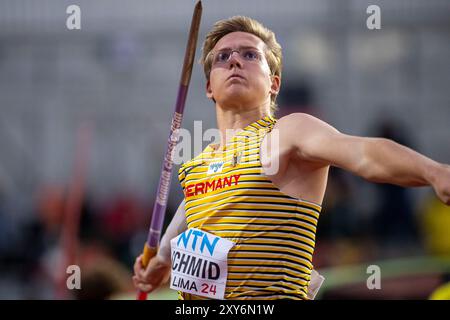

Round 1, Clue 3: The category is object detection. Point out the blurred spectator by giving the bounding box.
[371,119,419,246]
[99,192,147,266]
[0,185,10,256]
[313,169,379,268]
[319,168,360,240]
[21,185,67,282]
[73,243,134,300]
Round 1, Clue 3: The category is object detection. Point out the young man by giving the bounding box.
[133,16,450,300]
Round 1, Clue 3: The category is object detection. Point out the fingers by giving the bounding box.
[133,275,154,293]
[133,255,150,283]
[132,255,158,292]
[438,186,450,205]
[133,255,144,278]
[132,253,171,293]
[138,283,153,293]
[444,195,450,205]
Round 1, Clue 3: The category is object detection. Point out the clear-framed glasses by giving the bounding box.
[209,47,264,65]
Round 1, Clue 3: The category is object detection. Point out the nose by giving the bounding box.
[228,51,243,69]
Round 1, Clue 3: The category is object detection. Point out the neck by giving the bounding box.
[214,101,271,147]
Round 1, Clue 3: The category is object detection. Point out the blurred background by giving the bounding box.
[0,0,449,299]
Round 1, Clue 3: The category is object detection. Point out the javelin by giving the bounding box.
[137,0,202,300]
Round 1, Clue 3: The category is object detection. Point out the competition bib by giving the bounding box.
[170,228,234,299]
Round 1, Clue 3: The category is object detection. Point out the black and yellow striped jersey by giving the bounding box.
[177,115,321,300]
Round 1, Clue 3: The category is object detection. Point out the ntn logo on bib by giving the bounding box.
[176,228,220,255]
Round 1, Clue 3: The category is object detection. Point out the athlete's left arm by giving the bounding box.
[278,113,450,205]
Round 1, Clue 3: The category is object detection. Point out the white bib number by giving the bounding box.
[170,228,234,299]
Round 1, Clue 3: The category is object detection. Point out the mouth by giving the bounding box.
[227,74,246,81]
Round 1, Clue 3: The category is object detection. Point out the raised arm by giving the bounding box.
[279,113,450,204]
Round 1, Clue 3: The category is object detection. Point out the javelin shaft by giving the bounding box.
[137,1,202,300]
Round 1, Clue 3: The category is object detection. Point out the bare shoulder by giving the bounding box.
[278,112,318,122]
[274,112,339,136]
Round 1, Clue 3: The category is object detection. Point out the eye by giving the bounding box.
[243,49,259,61]
[215,51,231,63]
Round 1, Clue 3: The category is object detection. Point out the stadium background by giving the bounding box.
[0,0,449,299]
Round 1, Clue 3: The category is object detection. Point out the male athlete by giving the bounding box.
[133,16,450,299]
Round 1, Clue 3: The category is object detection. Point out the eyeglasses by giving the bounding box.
[209,47,264,65]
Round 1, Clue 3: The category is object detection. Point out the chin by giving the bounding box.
[225,87,251,99]
[220,92,252,108]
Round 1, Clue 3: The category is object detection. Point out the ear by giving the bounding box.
[270,75,281,96]
[206,79,214,100]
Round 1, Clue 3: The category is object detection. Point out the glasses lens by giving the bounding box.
[242,49,260,61]
[215,50,231,64]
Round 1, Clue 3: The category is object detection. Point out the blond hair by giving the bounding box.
[200,16,283,115]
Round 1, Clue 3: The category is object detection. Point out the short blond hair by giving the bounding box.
[200,16,283,115]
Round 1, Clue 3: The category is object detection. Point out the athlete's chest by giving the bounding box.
[183,152,263,201]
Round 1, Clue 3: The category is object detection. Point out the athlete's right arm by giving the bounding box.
[158,199,187,261]
[133,200,187,293]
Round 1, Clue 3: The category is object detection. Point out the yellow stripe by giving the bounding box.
[227,274,309,287]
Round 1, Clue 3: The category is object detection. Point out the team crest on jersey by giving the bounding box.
[207,161,224,175]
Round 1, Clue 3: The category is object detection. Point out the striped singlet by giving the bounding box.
[177,115,321,300]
